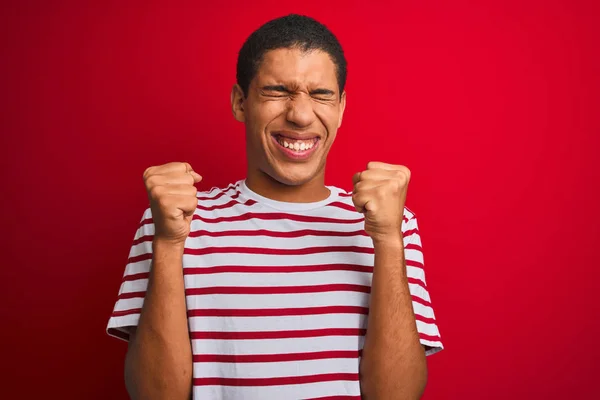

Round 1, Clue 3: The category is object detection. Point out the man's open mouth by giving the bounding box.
[271,134,321,159]
[274,135,319,152]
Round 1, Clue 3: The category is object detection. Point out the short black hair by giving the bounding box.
[236,14,347,98]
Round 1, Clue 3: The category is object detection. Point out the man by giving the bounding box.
[107,14,443,400]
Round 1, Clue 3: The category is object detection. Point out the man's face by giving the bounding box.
[232,47,346,186]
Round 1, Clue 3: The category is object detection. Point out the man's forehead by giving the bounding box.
[255,48,337,87]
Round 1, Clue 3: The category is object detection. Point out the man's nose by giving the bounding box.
[285,94,316,128]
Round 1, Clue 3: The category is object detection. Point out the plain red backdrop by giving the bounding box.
[1,0,599,398]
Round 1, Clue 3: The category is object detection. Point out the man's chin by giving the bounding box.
[270,174,311,187]
[268,165,320,187]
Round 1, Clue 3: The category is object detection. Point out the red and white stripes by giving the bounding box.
[107,180,443,399]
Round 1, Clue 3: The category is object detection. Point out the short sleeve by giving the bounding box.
[106,208,154,342]
[402,211,444,356]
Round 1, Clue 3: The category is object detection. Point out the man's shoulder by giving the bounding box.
[327,184,418,221]
[403,206,417,220]
[195,181,243,204]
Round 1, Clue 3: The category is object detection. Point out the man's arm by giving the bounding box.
[124,240,193,400]
[359,238,427,400]
[124,162,202,400]
[351,162,428,399]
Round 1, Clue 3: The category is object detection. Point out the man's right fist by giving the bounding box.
[143,162,202,245]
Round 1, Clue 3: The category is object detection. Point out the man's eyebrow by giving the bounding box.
[309,88,336,96]
[261,85,336,96]
[261,85,290,92]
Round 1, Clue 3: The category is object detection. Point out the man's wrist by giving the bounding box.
[371,234,404,250]
[152,237,186,257]
[372,234,407,276]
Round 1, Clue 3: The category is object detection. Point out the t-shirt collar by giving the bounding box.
[237,179,340,211]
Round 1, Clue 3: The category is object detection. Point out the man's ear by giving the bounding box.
[231,84,246,123]
[338,90,347,128]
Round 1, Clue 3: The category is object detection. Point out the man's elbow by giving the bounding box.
[360,355,428,400]
[408,352,428,399]
[125,355,192,400]
[414,360,428,399]
[124,335,192,400]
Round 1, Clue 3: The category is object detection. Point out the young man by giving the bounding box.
[107,14,443,400]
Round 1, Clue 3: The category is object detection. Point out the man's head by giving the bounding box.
[231,14,347,187]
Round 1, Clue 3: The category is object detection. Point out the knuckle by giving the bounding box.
[143,166,154,180]
[352,193,366,207]
[145,175,157,188]
[399,165,411,177]
[188,196,199,208]
[400,172,409,184]
[149,185,162,200]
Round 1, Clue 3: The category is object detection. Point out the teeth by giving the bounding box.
[276,136,317,152]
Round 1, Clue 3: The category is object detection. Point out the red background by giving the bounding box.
[1,1,599,398]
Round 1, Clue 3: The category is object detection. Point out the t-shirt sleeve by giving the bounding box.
[106,207,154,342]
[402,211,444,356]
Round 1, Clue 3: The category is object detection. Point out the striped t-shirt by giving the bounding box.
[107,180,443,399]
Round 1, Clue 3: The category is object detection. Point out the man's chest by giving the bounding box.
[183,211,371,398]
[181,218,375,345]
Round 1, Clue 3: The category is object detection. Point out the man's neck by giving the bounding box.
[245,170,331,203]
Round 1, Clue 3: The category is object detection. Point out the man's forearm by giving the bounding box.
[360,237,427,399]
[124,240,193,400]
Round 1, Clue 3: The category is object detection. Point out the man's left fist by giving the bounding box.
[352,162,410,244]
